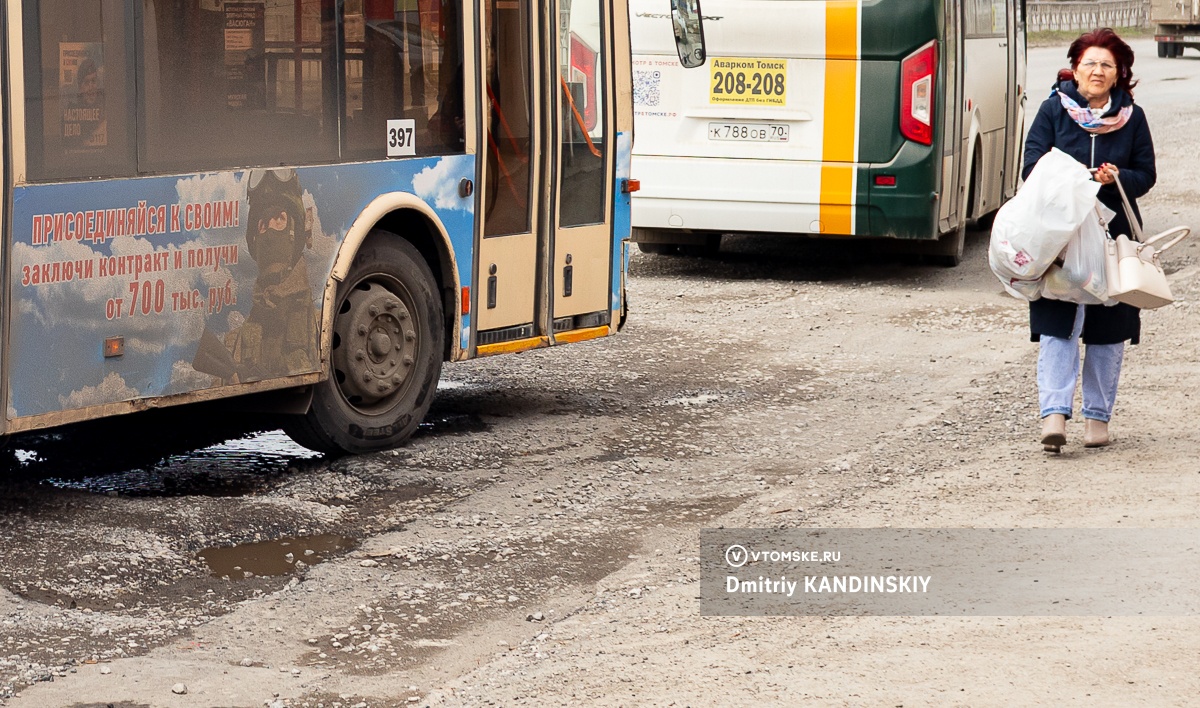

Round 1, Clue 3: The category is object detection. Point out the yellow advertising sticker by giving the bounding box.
[709,57,788,106]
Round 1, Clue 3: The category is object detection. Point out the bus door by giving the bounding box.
[939,0,965,232]
[475,0,614,347]
[0,42,5,438]
[1004,0,1026,199]
[476,0,542,344]
[550,0,614,333]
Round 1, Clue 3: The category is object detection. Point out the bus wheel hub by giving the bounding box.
[335,282,415,406]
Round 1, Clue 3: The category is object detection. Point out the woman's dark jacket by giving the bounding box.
[1021,80,1156,345]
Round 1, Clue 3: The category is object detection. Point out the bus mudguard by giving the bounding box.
[327,194,463,363]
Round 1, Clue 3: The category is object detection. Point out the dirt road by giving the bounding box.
[3,39,1200,707]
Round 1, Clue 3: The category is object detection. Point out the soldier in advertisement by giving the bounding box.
[193,168,317,383]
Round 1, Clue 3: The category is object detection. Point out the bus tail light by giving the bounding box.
[900,40,937,146]
[874,175,896,187]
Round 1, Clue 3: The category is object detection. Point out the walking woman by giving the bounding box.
[1022,28,1156,452]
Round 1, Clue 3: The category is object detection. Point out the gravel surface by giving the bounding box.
[2,39,1200,707]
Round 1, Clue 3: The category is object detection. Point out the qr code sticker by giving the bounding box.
[634,71,661,107]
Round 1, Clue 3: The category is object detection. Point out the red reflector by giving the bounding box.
[461,287,470,315]
[875,175,897,186]
[622,178,641,194]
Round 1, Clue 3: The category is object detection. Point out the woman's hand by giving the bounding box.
[1093,162,1120,185]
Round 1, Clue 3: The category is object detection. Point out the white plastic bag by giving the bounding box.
[1043,203,1117,305]
[989,148,1101,300]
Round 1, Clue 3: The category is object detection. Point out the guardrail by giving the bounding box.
[1026,0,1150,32]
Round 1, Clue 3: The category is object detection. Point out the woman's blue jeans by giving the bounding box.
[1038,303,1125,422]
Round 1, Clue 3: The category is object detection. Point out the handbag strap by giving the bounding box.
[1111,173,1193,254]
[1111,174,1144,242]
[1139,226,1191,256]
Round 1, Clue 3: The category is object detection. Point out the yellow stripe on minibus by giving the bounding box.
[820,0,859,235]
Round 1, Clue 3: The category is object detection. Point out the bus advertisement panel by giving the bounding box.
[10,159,472,419]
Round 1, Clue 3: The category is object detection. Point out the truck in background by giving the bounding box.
[1153,0,1200,57]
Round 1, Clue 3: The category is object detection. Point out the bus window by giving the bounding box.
[966,0,1007,37]
[558,0,608,228]
[343,0,465,159]
[991,1,1008,34]
[483,0,534,237]
[22,0,135,181]
[139,0,339,174]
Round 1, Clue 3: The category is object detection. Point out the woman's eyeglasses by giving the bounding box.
[1079,60,1117,72]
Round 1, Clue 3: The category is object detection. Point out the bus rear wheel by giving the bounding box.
[286,235,444,455]
[927,223,965,267]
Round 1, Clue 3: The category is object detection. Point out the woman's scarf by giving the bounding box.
[1056,88,1132,134]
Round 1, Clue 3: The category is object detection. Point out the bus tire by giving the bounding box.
[1158,41,1168,58]
[928,223,965,267]
[638,242,677,255]
[679,232,722,257]
[286,234,444,455]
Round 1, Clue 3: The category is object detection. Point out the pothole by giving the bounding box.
[657,389,740,407]
[197,534,356,579]
[43,430,321,497]
[414,413,489,437]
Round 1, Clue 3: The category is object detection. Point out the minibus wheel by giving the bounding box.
[638,242,677,255]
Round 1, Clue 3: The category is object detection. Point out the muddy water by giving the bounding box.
[415,412,489,437]
[42,430,321,496]
[198,534,356,579]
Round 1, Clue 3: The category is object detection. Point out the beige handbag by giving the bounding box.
[1103,178,1190,310]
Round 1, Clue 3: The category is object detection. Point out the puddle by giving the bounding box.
[44,430,321,497]
[661,392,726,407]
[413,413,489,438]
[437,379,474,390]
[198,534,356,579]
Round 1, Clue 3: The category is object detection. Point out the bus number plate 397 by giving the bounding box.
[386,119,416,157]
[709,57,787,106]
[708,122,790,143]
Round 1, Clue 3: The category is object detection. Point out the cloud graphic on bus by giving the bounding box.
[58,371,139,410]
[169,358,215,392]
[412,155,473,211]
[175,171,245,206]
[12,233,237,353]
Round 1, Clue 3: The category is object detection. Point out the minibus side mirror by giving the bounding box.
[670,0,707,68]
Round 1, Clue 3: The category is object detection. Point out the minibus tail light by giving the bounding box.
[900,40,937,146]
